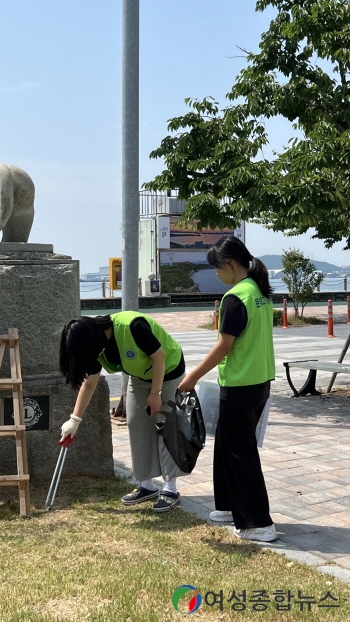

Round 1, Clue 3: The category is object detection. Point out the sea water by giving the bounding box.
[80,275,348,299]
[191,270,347,294]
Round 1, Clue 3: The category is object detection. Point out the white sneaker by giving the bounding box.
[233,524,277,542]
[209,510,233,523]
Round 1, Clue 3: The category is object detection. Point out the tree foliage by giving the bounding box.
[281,248,324,316]
[144,0,350,247]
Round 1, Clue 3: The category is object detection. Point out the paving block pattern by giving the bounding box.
[104,312,350,582]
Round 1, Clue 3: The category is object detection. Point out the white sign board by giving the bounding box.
[157,216,170,249]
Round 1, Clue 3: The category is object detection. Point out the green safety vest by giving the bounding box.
[218,278,275,387]
[97,311,182,380]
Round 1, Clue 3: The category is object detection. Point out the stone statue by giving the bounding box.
[0,164,35,242]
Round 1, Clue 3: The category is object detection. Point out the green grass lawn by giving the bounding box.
[0,476,349,621]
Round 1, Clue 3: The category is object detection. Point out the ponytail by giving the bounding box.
[248,257,273,298]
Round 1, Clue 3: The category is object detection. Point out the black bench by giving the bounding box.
[283,360,350,397]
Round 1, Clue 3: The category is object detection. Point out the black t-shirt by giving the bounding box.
[219,293,248,337]
[90,317,185,381]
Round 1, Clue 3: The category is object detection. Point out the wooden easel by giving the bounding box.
[0,328,30,516]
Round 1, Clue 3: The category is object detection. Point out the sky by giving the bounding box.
[1,0,349,274]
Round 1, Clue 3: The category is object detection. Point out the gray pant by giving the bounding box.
[126,374,186,482]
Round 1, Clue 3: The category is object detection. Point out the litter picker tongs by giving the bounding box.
[45,434,74,511]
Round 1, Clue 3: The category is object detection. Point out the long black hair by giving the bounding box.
[207,235,273,298]
[59,315,112,390]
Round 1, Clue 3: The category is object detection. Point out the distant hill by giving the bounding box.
[257,255,283,269]
[258,255,341,273]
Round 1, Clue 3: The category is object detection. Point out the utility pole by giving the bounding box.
[121,0,139,311]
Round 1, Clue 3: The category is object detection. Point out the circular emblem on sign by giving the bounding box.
[20,398,43,429]
[124,349,137,360]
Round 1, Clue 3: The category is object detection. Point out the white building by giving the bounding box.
[138,191,245,294]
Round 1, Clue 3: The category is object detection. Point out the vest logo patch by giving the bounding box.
[124,349,137,360]
[255,296,272,308]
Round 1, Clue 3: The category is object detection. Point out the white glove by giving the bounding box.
[60,414,82,441]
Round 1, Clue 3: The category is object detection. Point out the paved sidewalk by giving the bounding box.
[109,307,350,583]
[106,302,348,332]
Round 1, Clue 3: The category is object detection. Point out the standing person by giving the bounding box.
[178,236,277,542]
[59,311,186,512]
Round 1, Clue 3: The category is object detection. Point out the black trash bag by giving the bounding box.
[156,389,206,474]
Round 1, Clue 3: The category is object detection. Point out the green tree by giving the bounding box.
[145,0,350,248]
[281,248,324,317]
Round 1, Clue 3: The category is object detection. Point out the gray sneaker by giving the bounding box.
[209,510,233,523]
[233,524,277,542]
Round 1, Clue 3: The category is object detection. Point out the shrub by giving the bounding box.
[273,309,283,326]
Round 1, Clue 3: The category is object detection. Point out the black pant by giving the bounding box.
[214,382,272,530]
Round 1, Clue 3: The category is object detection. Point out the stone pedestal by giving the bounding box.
[0,243,114,478]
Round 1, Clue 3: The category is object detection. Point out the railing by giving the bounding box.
[139,190,187,217]
[79,277,350,300]
[139,190,237,218]
[80,278,143,299]
[80,279,111,299]
[270,277,349,292]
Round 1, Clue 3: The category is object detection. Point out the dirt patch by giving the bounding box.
[323,387,350,398]
[30,598,112,620]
